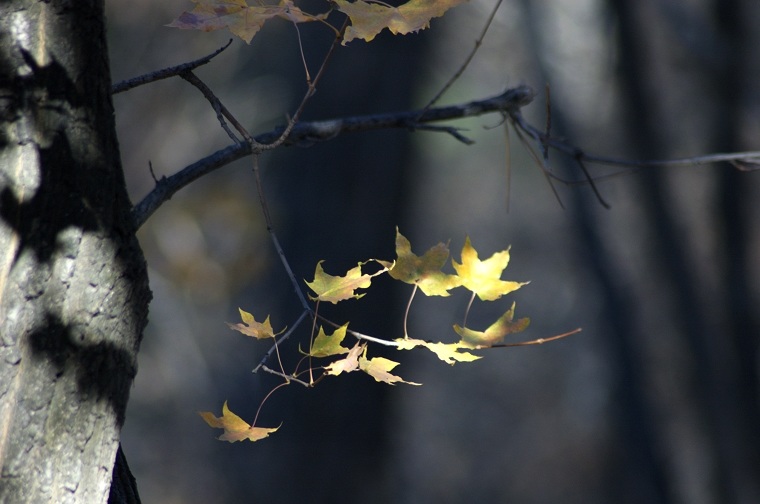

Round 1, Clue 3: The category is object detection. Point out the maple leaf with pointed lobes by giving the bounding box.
[454,302,530,349]
[227,308,284,339]
[199,401,280,442]
[324,342,364,376]
[359,347,421,385]
[335,0,469,44]
[452,237,529,301]
[378,228,462,296]
[395,337,481,364]
[305,324,351,358]
[168,0,327,44]
[305,260,386,304]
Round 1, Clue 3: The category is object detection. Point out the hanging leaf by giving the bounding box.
[379,228,461,296]
[452,237,528,301]
[324,342,364,376]
[227,308,284,339]
[168,0,327,44]
[199,401,280,442]
[304,324,351,358]
[335,0,469,44]
[395,337,481,364]
[454,302,530,348]
[359,347,421,385]
[305,261,378,304]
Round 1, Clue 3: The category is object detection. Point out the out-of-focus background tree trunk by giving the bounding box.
[109,1,760,502]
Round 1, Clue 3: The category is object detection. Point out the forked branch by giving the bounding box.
[130,85,536,229]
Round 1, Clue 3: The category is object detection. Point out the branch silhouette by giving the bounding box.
[131,85,536,229]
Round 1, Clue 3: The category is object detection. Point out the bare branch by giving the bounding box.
[131,85,536,229]
[179,71,244,143]
[111,40,233,94]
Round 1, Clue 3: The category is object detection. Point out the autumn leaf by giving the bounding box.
[199,401,279,442]
[227,308,284,339]
[379,228,461,296]
[395,337,481,364]
[305,260,386,304]
[324,342,363,376]
[452,237,528,301]
[359,347,421,385]
[168,0,326,44]
[305,324,351,358]
[335,0,469,44]
[454,302,530,348]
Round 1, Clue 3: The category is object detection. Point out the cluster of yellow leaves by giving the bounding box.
[304,324,420,385]
[169,0,468,44]
[203,229,529,442]
[307,228,530,365]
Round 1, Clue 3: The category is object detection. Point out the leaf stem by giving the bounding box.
[403,284,418,338]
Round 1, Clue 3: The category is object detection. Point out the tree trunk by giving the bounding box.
[0,2,150,502]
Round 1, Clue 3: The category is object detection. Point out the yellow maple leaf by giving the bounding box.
[335,0,469,44]
[395,337,481,364]
[452,237,528,301]
[227,308,284,339]
[454,302,530,348]
[168,0,326,44]
[358,347,421,385]
[305,324,351,358]
[305,260,386,304]
[199,401,280,442]
[379,228,462,296]
[324,342,364,376]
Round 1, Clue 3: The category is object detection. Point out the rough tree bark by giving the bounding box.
[0,2,150,503]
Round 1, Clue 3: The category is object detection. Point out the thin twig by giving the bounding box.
[253,310,310,373]
[256,18,349,151]
[111,40,233,94]
[179,70,243,143]
[419,0,503,114]
[491,327,581,347]
[510,116,565,208]
[257,366,312,387]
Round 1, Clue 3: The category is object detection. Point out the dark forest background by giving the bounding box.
[107,1,760,502]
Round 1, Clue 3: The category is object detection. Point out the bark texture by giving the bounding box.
[0,2,150,502]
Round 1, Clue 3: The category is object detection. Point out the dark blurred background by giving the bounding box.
[108,0,760,503]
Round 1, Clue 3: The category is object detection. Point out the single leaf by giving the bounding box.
[379,228,461,296]
[306,324,351,358]
[359,347,421,385]
[168,0,326,44]
[395,337,481,364]
[324,342,363,376]
[199,401,279,442]
[454,302,530,348]
[335,0,469,44]
[452,237,528,301]
[305,260,385,304]
[227,308,283,339]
